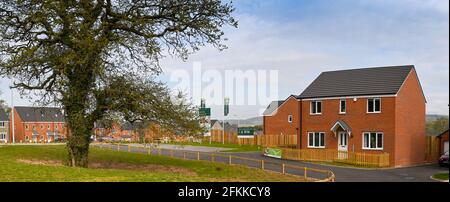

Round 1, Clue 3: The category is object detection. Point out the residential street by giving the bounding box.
[230,152,448,182]
[95,143,448,182]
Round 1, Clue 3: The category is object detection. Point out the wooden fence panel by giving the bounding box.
[279,148,390,167]
[425,136,440,162]
[207,131,298,147]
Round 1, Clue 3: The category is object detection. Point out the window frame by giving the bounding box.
[288,115,293,123]
[310,101,322,115]
[339,99,346,114]
[367,98,381,113]
[362,132,384,150]
[307,132,326,148]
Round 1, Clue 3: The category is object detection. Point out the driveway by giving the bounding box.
[94,143,448,182]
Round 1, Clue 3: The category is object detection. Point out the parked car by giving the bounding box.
[438,150,449,167]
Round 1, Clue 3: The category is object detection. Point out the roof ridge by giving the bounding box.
[14,106,62,108]
[321,65,414,74]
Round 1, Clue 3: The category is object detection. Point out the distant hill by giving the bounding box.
[224,116,263,127]
[426,114,449,122]
[222,114,447,127]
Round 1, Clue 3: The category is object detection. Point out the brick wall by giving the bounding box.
[263,96,300,136]
[394,69,426,167]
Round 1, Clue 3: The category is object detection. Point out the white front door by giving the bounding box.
[338,132,348,152]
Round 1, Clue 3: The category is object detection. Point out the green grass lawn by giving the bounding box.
[171,142,262,152]
[0,145,300,182]
[432,172,449,181]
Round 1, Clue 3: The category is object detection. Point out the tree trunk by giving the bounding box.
[64,67,95,168]
[66,108,93,167]
[66,130,91,167]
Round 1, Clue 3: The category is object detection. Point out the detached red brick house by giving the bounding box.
[10,106,68,143]
[263,65,426,167]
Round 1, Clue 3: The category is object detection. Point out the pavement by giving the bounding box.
[127,143,234,152]
[93,143,449,182]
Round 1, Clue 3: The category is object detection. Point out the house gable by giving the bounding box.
[263,95,298,117]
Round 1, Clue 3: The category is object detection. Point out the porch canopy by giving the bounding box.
[330,120,352,137]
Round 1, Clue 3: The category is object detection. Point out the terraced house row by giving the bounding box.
[263,65,426,167]
[0,106,141,143]
[0,107,68,143]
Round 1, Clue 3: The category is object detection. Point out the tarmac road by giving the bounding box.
[93,143,448,182]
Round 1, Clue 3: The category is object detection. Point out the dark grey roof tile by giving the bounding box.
[15,106,65,122]
[297,65,414,99]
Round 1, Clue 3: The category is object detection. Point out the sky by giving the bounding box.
[1,0,449,119]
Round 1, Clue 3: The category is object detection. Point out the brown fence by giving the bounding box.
[94,143,335,182]
[278,148,390,167]
[425,136,441,162]
[208,130,297,147]
[256,134,297,147]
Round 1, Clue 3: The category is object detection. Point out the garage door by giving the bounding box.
[444,141,449,154]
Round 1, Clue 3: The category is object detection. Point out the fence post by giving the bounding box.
[304,167,307,181]
[158,148,162,156]
[282,164,285,174]
[228,155,232,165]
[147,148,151,155]
[170,149,174,157]
[117,144,120,151]
[197,152,200,160]
[261,160,265,170]
[183,151,186,159]
[211,153,215,162]
[128,145,131,152]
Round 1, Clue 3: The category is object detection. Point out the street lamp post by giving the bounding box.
[10,86,15,144]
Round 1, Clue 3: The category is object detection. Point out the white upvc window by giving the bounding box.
[0,122,5,128]
[362,132,384,150]
[339,99,346,114]
[288,115,293,123]
[310,101,322,115]
[0,133,6,140]
[308,132,325,148]
[367,98,381,113]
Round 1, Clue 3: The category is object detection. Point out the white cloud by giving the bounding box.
[161,1,449,118]
[1,1,448,118]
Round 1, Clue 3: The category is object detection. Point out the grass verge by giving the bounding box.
[0,145,301,182]
[432,172,449,181]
